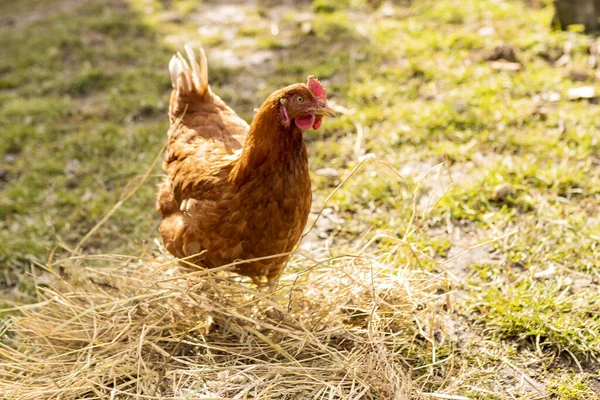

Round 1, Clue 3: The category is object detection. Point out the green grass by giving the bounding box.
[0,0,171,276]
[1,0,600,397]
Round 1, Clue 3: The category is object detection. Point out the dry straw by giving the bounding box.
[1,246,447,399]
[0,156,479,399]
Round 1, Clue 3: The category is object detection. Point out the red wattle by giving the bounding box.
[312,117,323,130]
[295,115,315,131]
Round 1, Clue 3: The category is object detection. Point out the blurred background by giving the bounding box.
[1,1,600,395]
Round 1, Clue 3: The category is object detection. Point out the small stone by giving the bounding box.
[477,26,496,37]
[568,86,596,100]
[380,2,396,18]
[491,183,514,201]
[4,154,17,164]
[301,21,314,35]
[486,44,520,63]
[568,69,592,82]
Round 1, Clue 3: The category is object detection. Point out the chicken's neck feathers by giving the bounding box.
[231,104,307,185]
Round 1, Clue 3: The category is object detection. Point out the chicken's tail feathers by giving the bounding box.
[169,44,209,97]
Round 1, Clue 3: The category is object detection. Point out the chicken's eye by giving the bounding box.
[295,96,305,104]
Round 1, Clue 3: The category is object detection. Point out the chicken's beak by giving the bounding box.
[315,103,336,118]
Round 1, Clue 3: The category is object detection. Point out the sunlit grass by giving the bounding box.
[1,0,599,397]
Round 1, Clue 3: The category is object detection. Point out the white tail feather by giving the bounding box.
[176,51,190,69]
[168,45,209,96]
[176,53,192,92]
[184,45,201,90]
[168,56,182,88]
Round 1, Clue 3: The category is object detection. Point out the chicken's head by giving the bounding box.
[278,76,336,131]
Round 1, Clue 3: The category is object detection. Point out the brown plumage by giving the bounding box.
[157,45,335,285]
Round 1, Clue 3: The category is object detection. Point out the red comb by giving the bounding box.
[307,75,327,100]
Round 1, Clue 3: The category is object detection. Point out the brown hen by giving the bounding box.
[157,45,335,285]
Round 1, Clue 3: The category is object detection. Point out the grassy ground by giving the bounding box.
[1,0,600,398]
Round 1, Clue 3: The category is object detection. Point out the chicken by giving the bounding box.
[157,45,335,286]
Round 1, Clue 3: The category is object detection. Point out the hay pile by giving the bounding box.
[0,240,449,399]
